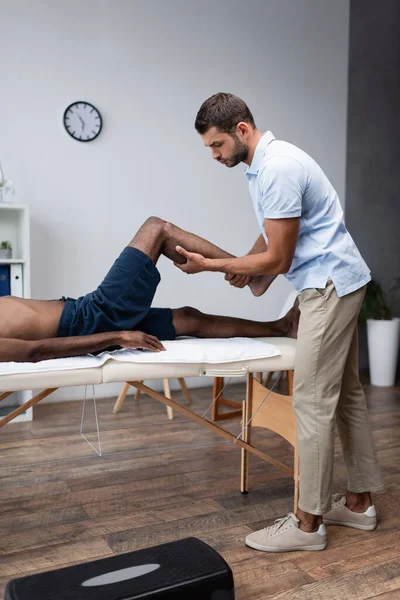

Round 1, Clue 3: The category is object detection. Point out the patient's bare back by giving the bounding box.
[0,296,65,340]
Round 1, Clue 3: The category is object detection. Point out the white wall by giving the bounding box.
[0,0,349,399]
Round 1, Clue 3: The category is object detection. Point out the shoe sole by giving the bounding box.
[245,539,327,552]
[323,518,376,531]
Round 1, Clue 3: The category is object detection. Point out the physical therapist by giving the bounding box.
[174,92,383,553]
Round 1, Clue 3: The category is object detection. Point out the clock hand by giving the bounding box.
[78,116,86,131]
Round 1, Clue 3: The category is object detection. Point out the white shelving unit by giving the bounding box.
[0,203,32,422]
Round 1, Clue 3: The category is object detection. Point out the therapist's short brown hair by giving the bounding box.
[195,93,256,134]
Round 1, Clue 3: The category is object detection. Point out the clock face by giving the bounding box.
[63,101,102,142]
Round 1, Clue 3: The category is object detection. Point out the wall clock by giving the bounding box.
[63,101,102,142]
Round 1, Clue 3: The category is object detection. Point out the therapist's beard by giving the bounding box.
[226,134,249,167]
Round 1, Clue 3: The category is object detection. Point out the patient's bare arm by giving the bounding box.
[0,331,165,363]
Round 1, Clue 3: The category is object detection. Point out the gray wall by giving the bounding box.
[0,0,350,398]
[346,0,400,369]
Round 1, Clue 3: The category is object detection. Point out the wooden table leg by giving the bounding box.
[264,372,273,388]
[178,378,192,404]
[113,382,131,414]
[115,380,174,420]
[163,379,174,420]
[240,373,253,494]
[0,388,58,428]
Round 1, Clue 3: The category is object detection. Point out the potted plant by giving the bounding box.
[0,241,12,259]
[359,278,400,386]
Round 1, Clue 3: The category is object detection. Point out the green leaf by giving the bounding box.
[359,280,392,327]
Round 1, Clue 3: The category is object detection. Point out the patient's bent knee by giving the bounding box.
[143,217,176,240]
[163,221,175,237]
[144,216,165,229]
[182,306,203,321]
[173,306,205,336]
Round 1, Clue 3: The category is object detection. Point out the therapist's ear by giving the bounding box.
[236,122,251,139]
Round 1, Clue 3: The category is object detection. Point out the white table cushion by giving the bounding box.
[102,338,296,383]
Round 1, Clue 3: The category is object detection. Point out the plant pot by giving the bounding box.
[0,248,12,259]
[367,318,400,386]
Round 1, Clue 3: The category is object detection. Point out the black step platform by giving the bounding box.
[5,537,235,599]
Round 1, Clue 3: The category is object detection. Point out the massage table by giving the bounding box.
[0,336,299,510]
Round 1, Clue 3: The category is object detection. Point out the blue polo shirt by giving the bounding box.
[245,131,371,297]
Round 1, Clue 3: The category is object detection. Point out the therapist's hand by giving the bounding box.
[225,273,251,288]
[174,246,208,274]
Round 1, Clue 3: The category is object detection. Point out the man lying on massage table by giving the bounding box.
[0,217,299,363]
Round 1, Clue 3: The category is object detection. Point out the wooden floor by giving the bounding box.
[0,378,399,599]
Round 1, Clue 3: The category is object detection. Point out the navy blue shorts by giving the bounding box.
[57,246,176,341]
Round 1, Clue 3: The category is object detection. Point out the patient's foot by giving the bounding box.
[280,299,300,338]
[248,275,275,297]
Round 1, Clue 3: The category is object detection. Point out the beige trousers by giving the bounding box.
[293,280,384,515]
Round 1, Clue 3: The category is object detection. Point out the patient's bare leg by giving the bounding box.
[128,217,271,297]
[172,300,299,339]
[130,217,233,264]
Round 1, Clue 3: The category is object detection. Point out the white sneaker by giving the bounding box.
[245,512,327,553]
[324,495,377,530]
